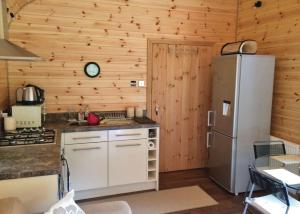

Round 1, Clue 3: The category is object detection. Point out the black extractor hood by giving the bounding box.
[0,0,41,61]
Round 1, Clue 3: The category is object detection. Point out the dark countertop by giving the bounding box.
[0,117,159,180]
[52,117,159,133]
[0,130,61,180]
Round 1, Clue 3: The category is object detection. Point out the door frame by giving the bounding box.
[146,39,214,118]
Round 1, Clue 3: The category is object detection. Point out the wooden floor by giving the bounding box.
[159,168,246,214]
[80,168,254,213]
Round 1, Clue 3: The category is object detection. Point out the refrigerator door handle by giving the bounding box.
[206,132,213,148]
[207,110,215,127]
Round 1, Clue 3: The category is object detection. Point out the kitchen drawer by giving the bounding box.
[64,131,108,144]
[109,128,147,141]
[109,139,147,186]
[64,142,108,191]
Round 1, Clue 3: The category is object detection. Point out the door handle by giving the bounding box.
[206,132,213,148]
[72,146,101,151]
[115,133,141,137]
[72,136,101,140]
[207,111,215,127]
[116,143,141,148]
[155,104,159,116]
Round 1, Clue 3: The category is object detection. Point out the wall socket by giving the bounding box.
[130,80,137,87]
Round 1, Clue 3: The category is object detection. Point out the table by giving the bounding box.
[257,154,300,192]
[270,154,300,175]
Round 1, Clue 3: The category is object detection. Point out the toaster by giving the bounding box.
[12,105,42,128]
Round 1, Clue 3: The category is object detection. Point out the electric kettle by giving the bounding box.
[16,84,45,105]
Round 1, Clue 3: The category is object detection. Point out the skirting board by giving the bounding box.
[74,181,158,201]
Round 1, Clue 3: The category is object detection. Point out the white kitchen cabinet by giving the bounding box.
[62,127,159,200]
[64,142,108,191]
[109,139,148,186]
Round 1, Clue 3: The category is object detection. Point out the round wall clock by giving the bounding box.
[84,62,101,78]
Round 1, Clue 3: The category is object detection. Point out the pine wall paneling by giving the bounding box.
[0,61,9,110]
[6,0,237,112]
[237,0,300,144]
[0,0,9,110]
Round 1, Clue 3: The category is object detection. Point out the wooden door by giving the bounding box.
[148,41,212,172]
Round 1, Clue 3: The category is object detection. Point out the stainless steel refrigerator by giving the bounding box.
[207,54,275,195]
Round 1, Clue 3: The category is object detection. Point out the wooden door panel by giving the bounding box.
[164,44,184,172]
[151,44,168,171]
[150,41,212,172]
[180,45,198,170]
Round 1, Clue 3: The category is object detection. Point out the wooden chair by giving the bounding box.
[243,165,300,214]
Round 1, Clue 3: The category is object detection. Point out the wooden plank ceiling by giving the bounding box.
[237,0,300,144]
[6,0,237,112]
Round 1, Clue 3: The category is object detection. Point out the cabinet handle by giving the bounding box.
[72,136,101,140]
[72,147,101,151]
[116,143,141,148]
[207,111,215,127]
[206,132,213,148]
[115,133,141,137]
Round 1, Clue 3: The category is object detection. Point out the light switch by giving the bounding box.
[138,80,145,87]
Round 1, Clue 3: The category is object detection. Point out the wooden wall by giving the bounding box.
[237,0,300,144]
[6,0,237,112]
[0,61,9,110]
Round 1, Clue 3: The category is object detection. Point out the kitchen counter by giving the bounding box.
[47,117,159,133]
[0,116,158,180]
[0,130,61,180]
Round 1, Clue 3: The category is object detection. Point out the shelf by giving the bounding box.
[148,160,156,171]
[148,150,156,160]
[148,166,156,171]
[148,171,156,180]
[148,139,157,150]
[148,128,157,138]
[148,177,156,181]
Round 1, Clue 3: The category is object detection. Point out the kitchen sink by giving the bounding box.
[68,121,89,126]
[68,118,137,127]
[100,118,137,126]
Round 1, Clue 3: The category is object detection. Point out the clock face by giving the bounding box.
[84,62,100,78]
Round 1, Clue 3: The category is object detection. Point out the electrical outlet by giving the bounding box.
[138,80,145,87]
[130,80,137,87]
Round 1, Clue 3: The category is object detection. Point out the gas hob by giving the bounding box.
[0,128,56,147]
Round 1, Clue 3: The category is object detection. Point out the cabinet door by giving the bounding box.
[109,139,147,186]
[65,142,108,191]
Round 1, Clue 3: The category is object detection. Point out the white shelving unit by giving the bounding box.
[147,128,159,189]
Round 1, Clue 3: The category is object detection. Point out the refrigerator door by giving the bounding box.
[210,55,241,137]
[208,131,236,193]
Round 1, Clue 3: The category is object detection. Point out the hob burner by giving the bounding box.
[0,128,56,147]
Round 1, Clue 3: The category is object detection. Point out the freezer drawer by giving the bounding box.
[208,131,236,192]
